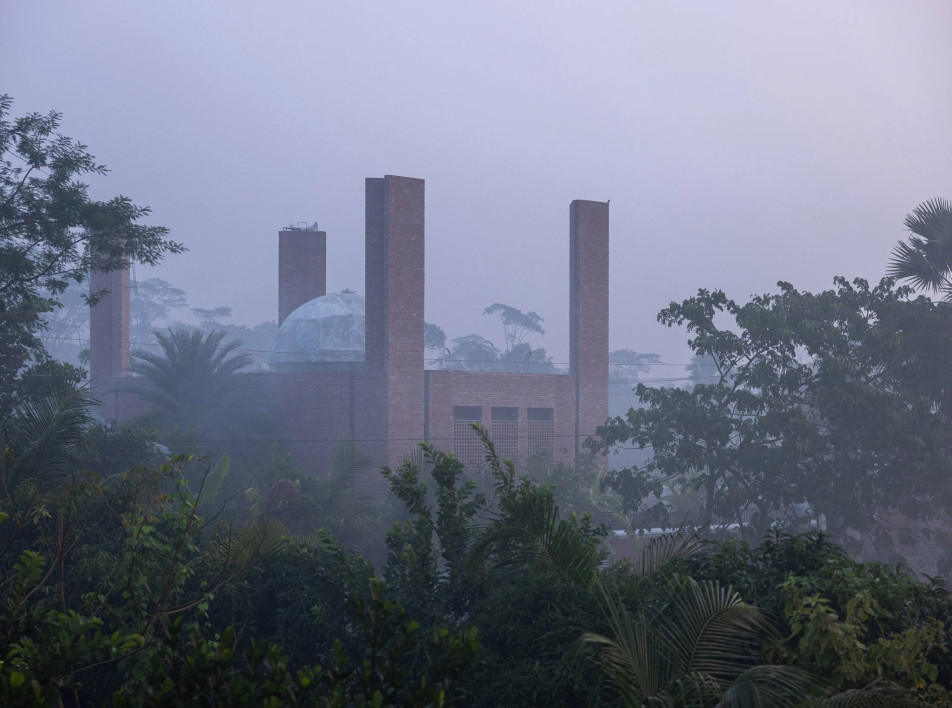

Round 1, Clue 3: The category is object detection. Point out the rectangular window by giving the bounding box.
[527,407,554,460]
[491,407,519,463]
[453,406,483,470]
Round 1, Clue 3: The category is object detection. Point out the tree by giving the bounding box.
[688,532,952,701]
[584,577,815,706]
[609,349,662,382]
[887,197,952,299]
[191,306,232,330]
[685,354,718,389]
[0,360,94,510]
[442,334,499,371]
[130,277,188,344]
[127,329,254,442]
[243,442,384,559]
[38,280,89,365]
[0,95,182,379]
[596,278,952,555]
[424,321,447,352]
[483,302,545,353]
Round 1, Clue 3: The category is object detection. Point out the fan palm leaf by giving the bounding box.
[887,198,952,297]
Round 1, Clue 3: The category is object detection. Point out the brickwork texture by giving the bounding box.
[90,176,611,491]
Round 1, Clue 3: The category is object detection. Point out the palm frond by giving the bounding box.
[585,576,821,707]
[210,518,287,568]
[7,367,95,484]
[816,685,926,707]
[470,490,603,585]
[719,664,820,707]
[657,578,772,680]
[127,328,254,435]
[635,530,706,576]
[584,582,668,706]
[888,197,952,293]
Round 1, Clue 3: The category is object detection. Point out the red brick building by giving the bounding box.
[90,175,609,487]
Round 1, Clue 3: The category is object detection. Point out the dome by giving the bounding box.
[268,292,365,371]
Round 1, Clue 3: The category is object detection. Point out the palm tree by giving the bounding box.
[584,576,817,706]
[583,533,924,707]
[887,198,952,298]
[467,424,606,586]
[128,328,253,440]
[1,361,95,488]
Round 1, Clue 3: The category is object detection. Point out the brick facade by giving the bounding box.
[424,370,577,469]
[89,256,130,420]
[90,175,611,490]
[364,176,426,470]
[278,227,326,326]
[570,200,610,456]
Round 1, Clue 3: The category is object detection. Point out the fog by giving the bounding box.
[4,1,951,374]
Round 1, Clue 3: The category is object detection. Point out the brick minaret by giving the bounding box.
[279,226,326,325]
[89,256,130,420]
[364,175,425,468]
[570,200,609,456]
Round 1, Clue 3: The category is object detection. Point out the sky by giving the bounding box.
[3,1,951,375]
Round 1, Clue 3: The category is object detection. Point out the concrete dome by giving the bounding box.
[268,291,365,371]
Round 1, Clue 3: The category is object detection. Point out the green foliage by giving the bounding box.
[0,457,226,703]
[236,445,386,565]
[1,361,94,490]
[888,197,952,298]
[597,277,952,556]
[0,94,182,379]
[127,328,257,444]
[383,442,486,616]
[688,531,952,700]
[530,448,626,530]
[1,348,949,706]
[468,428,607,588]
[584,575,817,707]
[79,420,164,479]
[208,530,374,666]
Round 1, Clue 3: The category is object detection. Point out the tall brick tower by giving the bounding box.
[363,175,426,470]
[89,256,130,420]
[278,226,327,325]
[570,200,610,455]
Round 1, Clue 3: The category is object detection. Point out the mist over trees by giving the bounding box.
[3,98,952,704]
[0,95,182,385]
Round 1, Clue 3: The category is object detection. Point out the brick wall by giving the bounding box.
[570,200,610,455]
[93,183,612,500]
[278,228,327,325]
[424,370,577,469]
[261,370,359,474]
[89,257,130,420]
[364,176,426,471]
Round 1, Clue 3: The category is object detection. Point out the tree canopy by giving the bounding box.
[483,302,545,353]
[0,95,183,378]
[597,277,952,568]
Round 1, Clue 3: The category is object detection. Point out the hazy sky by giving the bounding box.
[4,1,951,374]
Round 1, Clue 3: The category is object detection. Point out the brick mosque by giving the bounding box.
[89,175,609,483]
